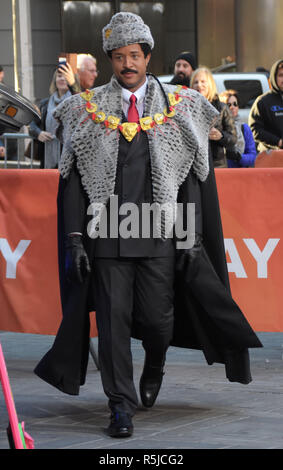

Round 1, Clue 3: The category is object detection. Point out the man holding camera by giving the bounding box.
[59,54,98,93]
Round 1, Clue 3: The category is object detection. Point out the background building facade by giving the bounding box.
[0,0,282,103]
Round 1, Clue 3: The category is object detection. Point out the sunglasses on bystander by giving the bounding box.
[228,101,239,108]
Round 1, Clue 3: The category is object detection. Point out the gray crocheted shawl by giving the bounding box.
[54,75,218,232]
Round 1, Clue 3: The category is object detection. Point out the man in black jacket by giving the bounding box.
[170,51,197,87]
[249,59,283,152]
[34,12,262,440]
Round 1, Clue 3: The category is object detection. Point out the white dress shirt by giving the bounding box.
[122,77,148,119]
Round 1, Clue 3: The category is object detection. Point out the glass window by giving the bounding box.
[223,79,263,109]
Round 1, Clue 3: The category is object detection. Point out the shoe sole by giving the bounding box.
[107,429,133,438]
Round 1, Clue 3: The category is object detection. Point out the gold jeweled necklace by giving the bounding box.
[80,85,187,142]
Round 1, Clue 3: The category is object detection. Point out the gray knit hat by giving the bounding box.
[102,12,154,53]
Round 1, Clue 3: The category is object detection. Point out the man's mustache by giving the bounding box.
[121,68,138,75]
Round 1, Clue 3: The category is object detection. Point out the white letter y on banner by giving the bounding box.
[0,238,31,279]
[243,238,280,278]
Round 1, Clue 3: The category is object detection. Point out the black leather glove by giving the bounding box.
[65,234,91,283]
[176,233,202,282]
[226,149,242,162]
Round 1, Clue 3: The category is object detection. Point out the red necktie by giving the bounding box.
[127,94,139,123]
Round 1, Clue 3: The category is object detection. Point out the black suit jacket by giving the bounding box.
[63,129,205,258]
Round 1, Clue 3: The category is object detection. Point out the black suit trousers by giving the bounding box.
[92,256,175,416]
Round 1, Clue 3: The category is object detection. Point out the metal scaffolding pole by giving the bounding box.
[12,0,35,102]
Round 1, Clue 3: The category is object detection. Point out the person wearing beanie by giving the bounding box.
[170,51,197,87]
[34,12,262,439]
[249,59,283,152]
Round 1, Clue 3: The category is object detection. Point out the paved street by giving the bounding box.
[0,331,283,450]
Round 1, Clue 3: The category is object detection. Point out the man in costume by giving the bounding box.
[34,12,262,439]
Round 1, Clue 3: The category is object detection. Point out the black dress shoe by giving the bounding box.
[139,365,165,408]
[107,412,133,438]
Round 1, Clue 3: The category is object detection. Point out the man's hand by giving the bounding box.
[38,131,54,142]
[65,234,91,283]
[176,233,202,282]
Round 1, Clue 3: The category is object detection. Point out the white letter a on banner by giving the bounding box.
[224,238,248,278]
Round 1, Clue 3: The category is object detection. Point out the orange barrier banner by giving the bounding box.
[0,168,282,334]
[0,170,97,337]
[215,168,283,332]
[0,170,61,334]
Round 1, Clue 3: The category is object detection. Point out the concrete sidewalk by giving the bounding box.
[0,331,283,450]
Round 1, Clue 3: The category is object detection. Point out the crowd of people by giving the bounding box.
[1,49,283,168]
[169,54,283,168]
[27,54,98,168]
[0,55,99,165]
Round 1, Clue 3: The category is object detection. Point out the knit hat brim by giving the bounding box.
[102,12,154,53]
[175,52,197,70]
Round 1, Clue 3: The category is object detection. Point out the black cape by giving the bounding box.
[34,153,262,395]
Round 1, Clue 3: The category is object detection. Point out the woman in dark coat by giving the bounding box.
[219,89,257,167]
[191,67,237,168]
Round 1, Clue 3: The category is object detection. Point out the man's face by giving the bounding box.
[174,59,193,82]
[78,59,98,90]
[0,70,4,82]
[110,43,151,92]
[276,66,283,92]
